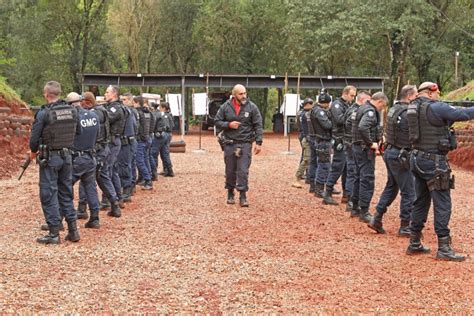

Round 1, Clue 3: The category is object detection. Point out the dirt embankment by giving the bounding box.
[449,122,474,171]
[0,95,33,179]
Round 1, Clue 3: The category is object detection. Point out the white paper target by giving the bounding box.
[165,93,182,116]
[280,94,301,116]
[192,93,208,116]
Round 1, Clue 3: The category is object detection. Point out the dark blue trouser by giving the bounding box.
[375,147,414,222]
[137,139,151,181]
[72,154,99,212]
[344,144,356,198]
[224,142,252,192]
[326,144,347,192]
[117,143,133,189]
[98,137,120,202]
[150,132,172,172]
[315,140,331,185]
[80,144,109,204]
[308,137,318,184]
[410,153,452,237]
[39,153,76,227]
[352,144,376,209]
[131,139,138,184]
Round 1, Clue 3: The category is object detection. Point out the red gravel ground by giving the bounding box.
[0,131,473,313]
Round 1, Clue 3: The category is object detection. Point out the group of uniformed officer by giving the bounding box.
[30,82,174,244]
[294,83,474,262]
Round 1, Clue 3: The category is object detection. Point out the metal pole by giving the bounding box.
[181,76,185,139]
[455,51,459,88]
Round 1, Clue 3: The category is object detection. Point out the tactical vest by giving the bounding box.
[311,106,332,141]
[305,110,316,136]
[351,103,380,144]
[407,98,451,153]
[108,101,127,136]
[130,107,140,136]
[331,98,348,137]
[299,110,310,137]
[385,102,410,149]
[94,105,110,144]
[343,104,359,142]
[41,101,77,149]
[138,107,151,140]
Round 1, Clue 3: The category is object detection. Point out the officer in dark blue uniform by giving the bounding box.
[67,92,101,229]
[101,85,126,217]
[214,84,263,207]
[29,81,81,244]
[151,102,175,178]
[116,93,137,201]
[324,86,357,205]
[406,81,474,261]
[368,85,417,236]
[351,92,388,223]
[122,93,139,200]
[134,96,153,190]
[292,98,313,188]
[344,91,371,213]
[310,93,333,198]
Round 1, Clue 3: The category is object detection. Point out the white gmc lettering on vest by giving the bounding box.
[80,117,98,127]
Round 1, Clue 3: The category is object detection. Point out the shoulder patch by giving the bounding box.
[334,104,340,109]
[319,110,325,116]
[110,107,117,113]
[368,111,374,117]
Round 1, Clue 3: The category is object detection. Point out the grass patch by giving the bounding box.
[0,76,23,104]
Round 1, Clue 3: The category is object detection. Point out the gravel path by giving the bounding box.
[0,132,473,313]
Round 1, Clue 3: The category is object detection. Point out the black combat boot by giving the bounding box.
[406,230,431,255]
[358,207,372,223]
[85,209,100,229]
[65,220,80,242]
[436,236,465,262]
[314,183,325,198]
[107,201,121,218]
[142,180,153,190]
[397,220,410,237]
[323,190,339,205]
[165,167,175,177]
[122,186,132,203]
[239,191,249,207]
[37,225,61,244]
[118,198,126,208]
[151,170,158,181]
[345,200,353,212]
[309,182,315,193]
[368,211,386,234]
[41,221,65,231]
[350,202,360,218]
[159,168,168,176]
[99,198,110,210]
[76,202,88,220]
[340,191,349,204]
[226,189,235,205]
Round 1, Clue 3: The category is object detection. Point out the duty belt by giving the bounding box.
[49,148,70,156]
[71,149,95,157]
[412,149,447,161]
[385,144,410,151]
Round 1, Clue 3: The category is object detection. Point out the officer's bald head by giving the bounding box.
[232,84,247,105]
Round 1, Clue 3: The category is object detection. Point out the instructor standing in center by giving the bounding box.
[215,84,263,207]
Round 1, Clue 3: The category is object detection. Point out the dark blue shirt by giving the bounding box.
[427,100,474,126]
[73,108,99,151]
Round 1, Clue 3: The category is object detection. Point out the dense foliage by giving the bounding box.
[0,0,472,118]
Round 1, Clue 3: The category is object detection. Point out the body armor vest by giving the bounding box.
[94,105,110,144]
[305,110,316,136]
[385,102,410,149]
[331,98,348,137]
[41,101,77,149]
[344,104,359,142]
[311,106,332,141]
[407,98,451,153]
[108,101,127,136]
[351,103,380,144]
[138,108,151,140]
[299,110,310,137]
